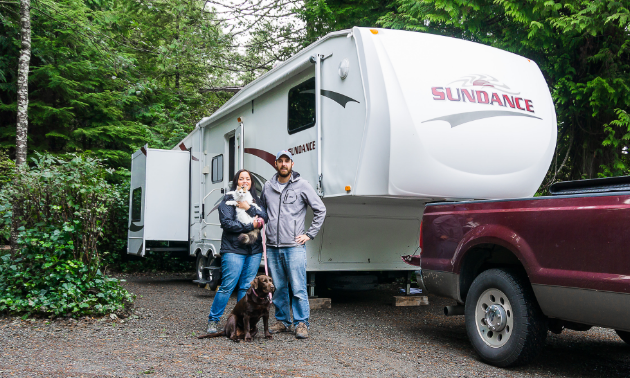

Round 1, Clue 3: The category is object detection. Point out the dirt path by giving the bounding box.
[1,274,629,377]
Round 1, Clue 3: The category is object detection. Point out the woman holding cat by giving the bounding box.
[206,169,268,334]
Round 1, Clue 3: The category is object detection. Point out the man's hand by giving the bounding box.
[295,234,311,244]
[252,216,263,229]
[237,201,250,211]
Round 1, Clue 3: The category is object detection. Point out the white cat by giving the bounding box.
[225,185,262,245]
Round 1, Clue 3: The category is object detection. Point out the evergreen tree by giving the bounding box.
[0,0,232,169]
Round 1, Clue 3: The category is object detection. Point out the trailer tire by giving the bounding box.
[465,268,547,367]
[206,255,222,291]
[615,330,630,345]
[195,253,208,281]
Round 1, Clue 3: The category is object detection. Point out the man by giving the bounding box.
[260,150,326,339]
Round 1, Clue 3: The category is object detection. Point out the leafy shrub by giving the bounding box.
[0,150,15,188]
[0,226,133,316]
[0,153,134,317]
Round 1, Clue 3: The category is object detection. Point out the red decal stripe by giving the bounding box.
[245,148,275,167]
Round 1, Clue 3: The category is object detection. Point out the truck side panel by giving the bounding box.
[421,193,630,331]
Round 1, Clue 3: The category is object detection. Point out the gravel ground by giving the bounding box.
[1,273,629,378]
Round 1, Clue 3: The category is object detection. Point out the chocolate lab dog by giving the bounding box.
[198,275,275,342]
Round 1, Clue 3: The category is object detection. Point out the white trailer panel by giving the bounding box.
[143,149,190,241]
[127,148,190,256]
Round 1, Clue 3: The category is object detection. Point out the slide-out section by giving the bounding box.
[127,148,190,256]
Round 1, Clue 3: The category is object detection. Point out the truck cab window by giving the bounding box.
[288,77,316,134]
[212,154,223,183]
[131,187,142,222]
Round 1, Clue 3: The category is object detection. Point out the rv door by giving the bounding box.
[128,147,147,256]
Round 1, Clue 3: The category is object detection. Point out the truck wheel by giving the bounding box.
[465,268,547,367]
[615,330,630,344]
[195,253,208,281]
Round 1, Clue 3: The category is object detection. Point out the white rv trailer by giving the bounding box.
[127,27,557,286]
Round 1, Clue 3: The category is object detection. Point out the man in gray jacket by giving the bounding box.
[260,150,326,339]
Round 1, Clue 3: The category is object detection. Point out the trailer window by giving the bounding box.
[288,77,316,134]
[228,136,235,180]
[212,154,223,183]
[131,187,142,222]
[250,171,266,194]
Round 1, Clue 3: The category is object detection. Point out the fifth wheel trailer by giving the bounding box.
[127,27,557,288]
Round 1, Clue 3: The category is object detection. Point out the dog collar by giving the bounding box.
[252,288,271,301]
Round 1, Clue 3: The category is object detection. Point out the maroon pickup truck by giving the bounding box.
[415,176,630,367]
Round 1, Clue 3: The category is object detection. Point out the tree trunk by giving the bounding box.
[16,0,31,166]
[11,0,32,256]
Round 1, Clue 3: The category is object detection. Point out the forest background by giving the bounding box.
[0,0,628,315]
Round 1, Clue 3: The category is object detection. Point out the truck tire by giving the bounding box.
[615,330,630,345]
[465,268,547,367]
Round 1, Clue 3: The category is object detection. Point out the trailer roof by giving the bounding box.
[196,29,351,129]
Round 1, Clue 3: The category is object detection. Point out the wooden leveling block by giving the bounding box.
[309,297,331,309]
[393,296,429,307]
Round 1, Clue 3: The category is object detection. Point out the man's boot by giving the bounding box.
[269,322,292,334]
[295,323,308,339]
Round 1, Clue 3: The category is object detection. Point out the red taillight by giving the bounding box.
[419,221,423,250]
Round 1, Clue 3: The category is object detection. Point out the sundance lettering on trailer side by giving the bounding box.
[431,87,535,113]
[288,141,316,156]
[422,74,543,127]
[431,74,535,113]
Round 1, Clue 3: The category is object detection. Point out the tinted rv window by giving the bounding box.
[228,136,235,180]
[131,187,142,222]
[250,172,265,194]
[212,154,223,183]
[288,77,316,134]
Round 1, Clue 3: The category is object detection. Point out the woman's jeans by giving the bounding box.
[208,252,262,322]
[266,245,310,327]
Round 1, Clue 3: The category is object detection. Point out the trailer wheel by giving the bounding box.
[465,268,547,367]
[195,253,208,281]
[615,330,630,345]
[206,255,222,291]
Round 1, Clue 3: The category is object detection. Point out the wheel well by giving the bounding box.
[204,246,215,257]
[459,244,527,302]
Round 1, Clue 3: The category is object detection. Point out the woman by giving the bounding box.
[207,169,268,333]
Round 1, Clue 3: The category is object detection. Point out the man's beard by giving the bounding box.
[276,165,292,178]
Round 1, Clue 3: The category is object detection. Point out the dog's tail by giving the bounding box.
[237,229,260,245]
[197,330,226,339]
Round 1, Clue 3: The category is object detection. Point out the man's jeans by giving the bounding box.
[267,245,309,327]
[208,252,262,322]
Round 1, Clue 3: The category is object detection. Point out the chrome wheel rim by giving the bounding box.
[475,288,513,348]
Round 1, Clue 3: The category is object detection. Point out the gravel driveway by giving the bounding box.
[1,273,629,377]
